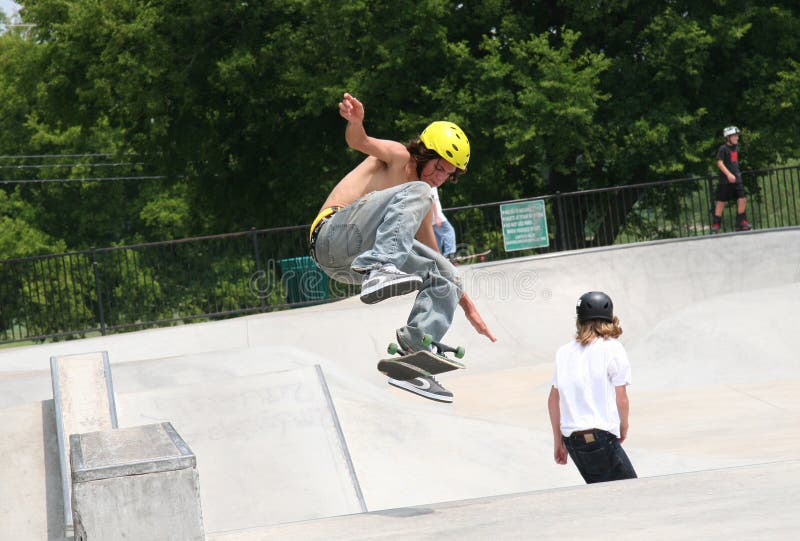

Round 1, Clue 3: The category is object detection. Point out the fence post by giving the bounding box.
[555,191,567,251]
[250,228,266,310]
[91,248,107,335]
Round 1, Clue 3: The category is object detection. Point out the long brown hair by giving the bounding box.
[575,316,623,346]
[406,139,465,184]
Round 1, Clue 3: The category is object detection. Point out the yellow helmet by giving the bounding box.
[419,121,470,170]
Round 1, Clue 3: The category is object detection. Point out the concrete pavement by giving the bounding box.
[209,460,800,541]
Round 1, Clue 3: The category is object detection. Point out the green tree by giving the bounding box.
[0,188,66,257]
[3,0,800,249]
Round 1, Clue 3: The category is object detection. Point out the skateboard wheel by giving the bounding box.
[387,343,399,355]
[455,346,465,359]
[421,334,433,347]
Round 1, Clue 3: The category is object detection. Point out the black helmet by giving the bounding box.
[576,291,613,322]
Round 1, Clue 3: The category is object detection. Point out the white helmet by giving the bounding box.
[723,126,740,138]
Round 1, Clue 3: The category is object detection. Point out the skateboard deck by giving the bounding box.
[453,249,491,263]
[377,358,430,380]
[378,349,465,379]
[378,334,466,381]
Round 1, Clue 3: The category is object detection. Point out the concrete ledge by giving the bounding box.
[50,351,118,538]
[71,422,195,483]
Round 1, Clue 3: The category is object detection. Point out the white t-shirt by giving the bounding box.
[431,187,450,227]
[551,338,631,437]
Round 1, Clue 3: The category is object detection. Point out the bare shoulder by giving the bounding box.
[361,136,411,168]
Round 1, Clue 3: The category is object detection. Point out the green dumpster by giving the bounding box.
[278,256,329,304]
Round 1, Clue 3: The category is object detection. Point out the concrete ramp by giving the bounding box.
[2,228,799,539]
[116,365,365,532]
[434,228,800,372]
[629,282,800,389]
[331,384,566,510]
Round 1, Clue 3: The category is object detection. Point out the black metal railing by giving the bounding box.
[446,165,800,259]
[0,227,359,343]
[2,165,798,344]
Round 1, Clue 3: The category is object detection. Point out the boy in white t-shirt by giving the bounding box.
[547,291,637,483]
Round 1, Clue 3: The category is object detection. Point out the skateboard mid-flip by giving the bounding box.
[377,334,465,402]
[451,249,491,264]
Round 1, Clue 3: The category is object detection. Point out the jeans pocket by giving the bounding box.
[326,223,363,265]
[573,445,613,478]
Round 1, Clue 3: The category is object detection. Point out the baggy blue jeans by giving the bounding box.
[313,182,463,346]
[563,429,638,484]
[433,219,457,258]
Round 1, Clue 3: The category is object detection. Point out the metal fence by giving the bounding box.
[2,165,798,344]
[445,165,800,259]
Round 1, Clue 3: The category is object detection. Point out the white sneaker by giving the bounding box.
[360,264,422,304]
[387,375,454,402]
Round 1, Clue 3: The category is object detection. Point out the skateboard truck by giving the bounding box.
[387,333,465,360]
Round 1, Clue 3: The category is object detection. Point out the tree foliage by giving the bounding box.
[1,0,799,257]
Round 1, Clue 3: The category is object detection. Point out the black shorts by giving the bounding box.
[716,181,745,202]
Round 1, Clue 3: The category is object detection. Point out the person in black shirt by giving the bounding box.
[712,126,752,232]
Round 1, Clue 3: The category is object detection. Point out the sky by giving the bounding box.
[0,0,21,19]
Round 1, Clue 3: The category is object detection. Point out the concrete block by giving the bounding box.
[70,422,204,540]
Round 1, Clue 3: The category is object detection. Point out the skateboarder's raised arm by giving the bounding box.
[339,93,409,166]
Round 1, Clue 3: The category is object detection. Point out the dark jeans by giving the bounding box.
[563,429,637,484]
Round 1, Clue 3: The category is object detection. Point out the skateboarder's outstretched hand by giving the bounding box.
[460,293,497,342]
[338,92,364,124]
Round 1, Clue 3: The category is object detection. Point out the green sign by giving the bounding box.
[500,200,549,251]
